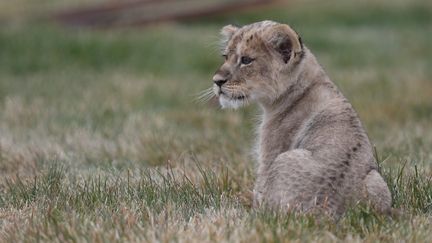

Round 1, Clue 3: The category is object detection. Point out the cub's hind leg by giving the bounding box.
[363,170,392,213]
[254,149,344,216]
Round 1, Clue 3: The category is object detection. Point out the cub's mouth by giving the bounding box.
[218,92,249,109]
[218,90,247,100]
[233,95,247,100]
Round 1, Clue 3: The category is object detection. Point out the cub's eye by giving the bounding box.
[240,56,254,65]
[222,54,228,61]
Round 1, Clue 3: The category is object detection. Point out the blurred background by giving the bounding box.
[0,0,431,177]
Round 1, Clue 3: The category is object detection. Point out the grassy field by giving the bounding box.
[1,0,432,242]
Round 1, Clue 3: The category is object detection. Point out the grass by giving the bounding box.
[0,0,431,241]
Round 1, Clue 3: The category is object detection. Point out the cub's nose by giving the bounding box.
[213,74,227,87]
[214,79,227,87]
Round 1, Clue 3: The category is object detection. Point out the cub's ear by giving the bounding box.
[266,24,303,64]
[220,24,239,48]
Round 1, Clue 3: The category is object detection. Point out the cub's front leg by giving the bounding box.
[252,169,266,208]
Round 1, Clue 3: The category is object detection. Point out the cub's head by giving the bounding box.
[212,21,304,109]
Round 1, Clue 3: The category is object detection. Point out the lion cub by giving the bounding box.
[211,21,391,217]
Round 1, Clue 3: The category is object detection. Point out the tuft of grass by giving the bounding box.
[1,160,431,241]
[1,160,239,216]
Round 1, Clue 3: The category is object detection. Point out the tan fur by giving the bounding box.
[210,21,392,217]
